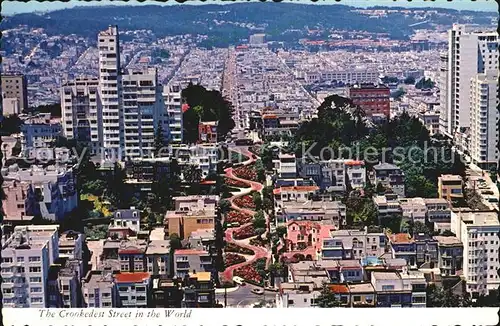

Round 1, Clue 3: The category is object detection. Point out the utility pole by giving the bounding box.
[224,286,227,307]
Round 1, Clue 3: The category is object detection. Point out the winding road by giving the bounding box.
[221,146,271,281]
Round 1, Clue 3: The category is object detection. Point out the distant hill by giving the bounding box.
[0,3,495,47]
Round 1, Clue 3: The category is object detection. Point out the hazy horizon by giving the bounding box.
[2,0,498,15]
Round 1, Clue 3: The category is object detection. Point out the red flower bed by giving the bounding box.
[233,224,256,240]
[225,178,250,188]
[234,258,266,285]
[226,210,253,224]
[233,165,257,182]
[249,236,268,248]
[224,253,246,267]
[233,195,256,209]
[225,243,255,255]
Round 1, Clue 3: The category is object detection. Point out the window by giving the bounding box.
[29,256,41,262]
[353,295,361,302]
[2,258,13,263]
[29,267,41,273]
[30,287,42,293]
[29,277,41,283]
[17,257,24,263]
[382,285,394,291]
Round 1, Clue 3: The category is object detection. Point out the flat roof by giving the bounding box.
[115,272,150,283]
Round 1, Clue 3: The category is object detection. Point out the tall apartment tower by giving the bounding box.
[98,26,122,159]
[440,24,498,137]
[438,53,450,135]
[469,72,499,170]
[1,225,59,308]
[60,77,102,155]
[163,83,183,145]
[1,74,28,113]
[122,68,167,158]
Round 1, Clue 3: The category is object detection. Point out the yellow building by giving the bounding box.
[438,174,463,201]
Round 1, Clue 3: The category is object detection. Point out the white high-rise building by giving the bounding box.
[122,68,167,158]
[60,77,102,154]
[469,72,499,169]
[163,83,183,145]
[1,225,59,308]
[451,211,500,296]
[98,25,122,159]
[440,24,498,137]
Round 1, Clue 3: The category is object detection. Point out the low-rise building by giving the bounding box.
[165,195,218,239]
[145,240,170,276]
[347,282,376,307]
[173,249,213,279]
[20,113,62,154]
[152,277,182,308]
[371,271,412,307]
[58,231,84,260]
[389,233,416,267]
[438,174,463,201]
[322,228,387,260]
[371,163,405,197]
[182,272,216,308]
[275,199,346,228]
[433,236,463,276]
[110,207,141,234]
[115,272,151,308]
[82,270,119,308]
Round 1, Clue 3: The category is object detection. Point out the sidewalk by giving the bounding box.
[215,285,239,294]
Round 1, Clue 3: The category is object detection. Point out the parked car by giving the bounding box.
[232,276,246,286]
[251,288,264,295]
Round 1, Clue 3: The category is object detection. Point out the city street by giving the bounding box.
[215,285,277,307]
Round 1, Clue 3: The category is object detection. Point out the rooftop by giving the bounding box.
[174,249,209,255]
[390,233,414,244]
[433,236,462,246]
[372,271,400,281]
[439,174,462,181]
[189,271,211,282]
[115,272,150,284]
[348,283,375,293]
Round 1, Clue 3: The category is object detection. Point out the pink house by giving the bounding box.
[2,180,34,221]
[285,221,336,259]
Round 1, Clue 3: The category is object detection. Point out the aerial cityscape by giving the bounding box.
[0,2,499,310]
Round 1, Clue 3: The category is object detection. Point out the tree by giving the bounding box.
[262,198,273,212]
[154,123,168,157]
[410,221,430,237]
[415,77,435,89]
[182,165,202,185]
[106,163,128,209]
[404,76,415,84]
[252,192,263,210]
[253,210,266,229]
[276,226,287,238]
[0,114,23,135]
[426,284,471,307]
[218,199,232,215]
[168,233,182,278]
[376,182,386,195]
[392,87,406,100]
[316,283,341,308]
[147,212,157,229]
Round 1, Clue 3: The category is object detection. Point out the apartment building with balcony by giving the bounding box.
[438,174,463,201]
[1,227,53,307]
[173,249,213,279]
[163,83,183,144]
[277,153,297,178]
[182,272,216,308]
[273,185,320,210]
[1,164,78,222]
[440,25,498,137]
[400,270,427,307]
[60,77,101,155]
[321,228,387,260]
[451,210,499,296]
[469,72,499,170]
[347,283,376,307]
[433,236,463,276]
[373,193,403,223]
[122,68,168,159]
[424,198,452,223]
[20,113,62,154]
[116,272,151,308]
